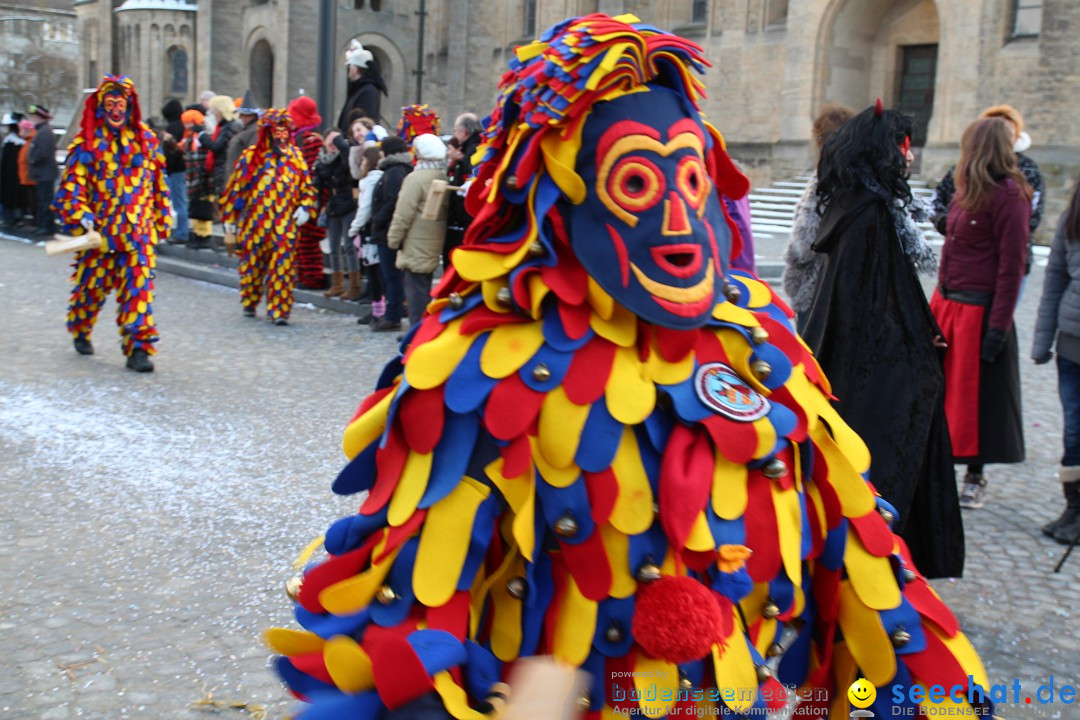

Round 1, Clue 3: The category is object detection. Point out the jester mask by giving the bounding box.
[570,87,731,328]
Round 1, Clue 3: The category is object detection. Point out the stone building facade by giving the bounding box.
[0,0,79,129]
[74,0,1080,218]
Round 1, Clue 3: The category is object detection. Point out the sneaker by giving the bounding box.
[73,337,94,355]
[958,473,987,510]
[371,318,402,332]
[125,349,154,373]
[243,306,256,318]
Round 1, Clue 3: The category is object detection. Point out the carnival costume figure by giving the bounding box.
[397,104,441,146]
[53,75,171,373]
[266,15,995,720]
[220,109,317,325]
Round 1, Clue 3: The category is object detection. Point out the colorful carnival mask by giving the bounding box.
[570,87,730,328]
[101,90,131,131]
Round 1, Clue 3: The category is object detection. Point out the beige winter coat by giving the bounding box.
[387,166,448,274]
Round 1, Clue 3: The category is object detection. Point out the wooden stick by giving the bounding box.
[44,230,105,256]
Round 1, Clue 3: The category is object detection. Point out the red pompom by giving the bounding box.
[631,575,723,664]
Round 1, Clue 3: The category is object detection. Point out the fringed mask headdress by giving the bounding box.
[397,104,441,144]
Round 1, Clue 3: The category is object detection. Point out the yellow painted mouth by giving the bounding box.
[629,262,715,303]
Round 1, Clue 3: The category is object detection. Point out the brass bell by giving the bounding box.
[577,696,591,711]
[680,677,693,690]
[751,360,772,380]
[724,282,742,303]
[506,577,527,599]
[554,514,579,538]
[506,175,519,189]
[532,363,552,382]
[878,507,895,525]
[636,563,662,583]
[902,568,917,583]
[755,664,773,683]
[448,292,464,310]
[766,642,784,658]
[495,286,513,307]
[763,458,787,479]
[751,326,769,345]
[529,241,545,257]
[891,627,911,648]
[762,599,781,619]
[376,585,398,605]
[284,576,303,602]
[604,624,624,643]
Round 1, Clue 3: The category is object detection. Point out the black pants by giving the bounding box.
[35,179,55,232]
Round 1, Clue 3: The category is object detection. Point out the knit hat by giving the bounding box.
[29,103,52,120]
[1,112,22,126]
[287,95,322,130]
[345,39,373,69]
[18,119,35,131]
[412,133,446,162]
[208,95,236,122]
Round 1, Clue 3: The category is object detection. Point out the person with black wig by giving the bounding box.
[802,102,964,579]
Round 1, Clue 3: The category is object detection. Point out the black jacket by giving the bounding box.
[369,153,412,245]
[337,75,387,133]
[802,187,964,579]
[198,120,240,195]
[160,99,186,175]
[314,135,359,218]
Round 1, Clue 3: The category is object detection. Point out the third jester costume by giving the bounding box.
[53,75,171,373]
[266,14,995,720]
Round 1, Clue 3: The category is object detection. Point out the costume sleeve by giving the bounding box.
[219,148,250,227]
[51,138,94,233]
[387,174,422,250]
[931,167,955,235]
[1032,216,1068,360]
[294,157,319,217]
[148,132,173,239]
[987,180,1030,333]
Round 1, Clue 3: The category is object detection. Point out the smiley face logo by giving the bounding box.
[847,678,876,709]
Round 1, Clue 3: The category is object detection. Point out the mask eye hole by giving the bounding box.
[677,155,710,211]
[608,157,665,212]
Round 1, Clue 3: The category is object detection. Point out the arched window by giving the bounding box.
[169,46,188,94]
[250,39,274,107]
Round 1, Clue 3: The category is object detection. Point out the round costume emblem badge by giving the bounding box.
[694,362,770,422]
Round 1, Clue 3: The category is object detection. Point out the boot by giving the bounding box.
[324,271,345,298]
[125,349,154,373]
[73,337,93,355]
[1042,473,1080,537]
[340,272,363,301]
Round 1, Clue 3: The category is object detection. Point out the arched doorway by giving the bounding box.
[249,39,274,108]
[815,0,940,145]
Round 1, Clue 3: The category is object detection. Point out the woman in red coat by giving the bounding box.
[931,117,1032,509]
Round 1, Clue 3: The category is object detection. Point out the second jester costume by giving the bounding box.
[53,75,171,373]
[267,15,995,720]
[221,109,317,325]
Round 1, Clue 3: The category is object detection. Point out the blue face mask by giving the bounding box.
[569,86,731,329]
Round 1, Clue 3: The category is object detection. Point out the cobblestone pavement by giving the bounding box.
[0,237,1077,720]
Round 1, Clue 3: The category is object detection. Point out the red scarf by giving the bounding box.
[204,125,221,173]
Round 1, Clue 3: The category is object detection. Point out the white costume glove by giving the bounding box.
[293,207,311,226]
[224,223,237,236]
[80,217,95,232]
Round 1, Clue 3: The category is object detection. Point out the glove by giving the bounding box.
[224,223,237,236]
[293,207,311,226]
[80,217,95,233]
[1034,352,1053,365]
[981,328,1006,363]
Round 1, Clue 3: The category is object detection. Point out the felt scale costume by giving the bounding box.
[53,75,171,365]
[220,109,318,323]
[267,15,995,720]
[397,104,441,146]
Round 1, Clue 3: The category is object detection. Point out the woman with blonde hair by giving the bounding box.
[931,117,1033,509]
